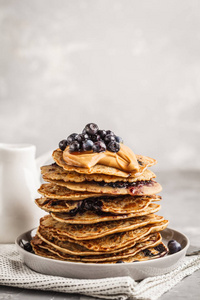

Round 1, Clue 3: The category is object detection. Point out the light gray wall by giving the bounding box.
[0,0,200,171]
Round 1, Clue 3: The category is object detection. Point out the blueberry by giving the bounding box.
[98,130,107,139]
[82,140,94,151]
[90,134,101,142]
[69,141,80,152]
[82,128,87,134]
[83,200,93,211]
[115,136,123,143]
[107,141,120,152]
[59,139,68,151]
[92,203,103,212]
[75,134,84,143]
[106,130,114,136]
[69,207,79,216]
[83,123,99,135]
[104,134,116,144]
[93,141,106,153]
[76,133,89,143]
[167,240,182,254]
[82,133,89,140]
[92,199,103,210]
[116,260,124,263]
[67,133,78,145]
[143,249,153,257]
[24,242,32,252]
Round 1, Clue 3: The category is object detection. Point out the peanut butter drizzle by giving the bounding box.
[63,144,139,173]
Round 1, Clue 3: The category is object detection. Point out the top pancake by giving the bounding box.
[52,149,157,178]
[41,164,156,183]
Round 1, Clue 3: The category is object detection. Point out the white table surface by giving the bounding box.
[1,171,200,300]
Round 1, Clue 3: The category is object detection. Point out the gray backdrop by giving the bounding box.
[0,0,200,171]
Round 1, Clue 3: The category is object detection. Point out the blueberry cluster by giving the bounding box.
[69,198,103,216]
[59,123,123,153]
[68,198,119,217]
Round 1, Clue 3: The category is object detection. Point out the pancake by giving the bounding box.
[44,227,154,250]
[50,203,161,224]
[41,220,168,252]
[32,232,162,262]
[45,179,162,196]
[31,243,63,261]
[114,242,168,263]
[37,227,131,256]
[60,233,162,262]
[41,164,156,183]
[37,226,161,256]
[101,242,168,264]
[35,194,161,214]
[52,149,157,178]
[38,183,103,200]
[31,238,168,264]
[39,214,167,241]
[38,223,164,253]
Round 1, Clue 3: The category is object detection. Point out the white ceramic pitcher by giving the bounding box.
[0,143,51,243]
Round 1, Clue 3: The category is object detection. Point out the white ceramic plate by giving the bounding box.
[15,227,189,280]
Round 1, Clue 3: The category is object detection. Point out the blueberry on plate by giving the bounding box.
[116,260,124,263]
[167,239,182,254]
[83,123,99,135]
[23,242,33,252]
[107,141,120,152]
[59,139,68,151]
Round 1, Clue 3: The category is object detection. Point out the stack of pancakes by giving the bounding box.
[31,148,169,263]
